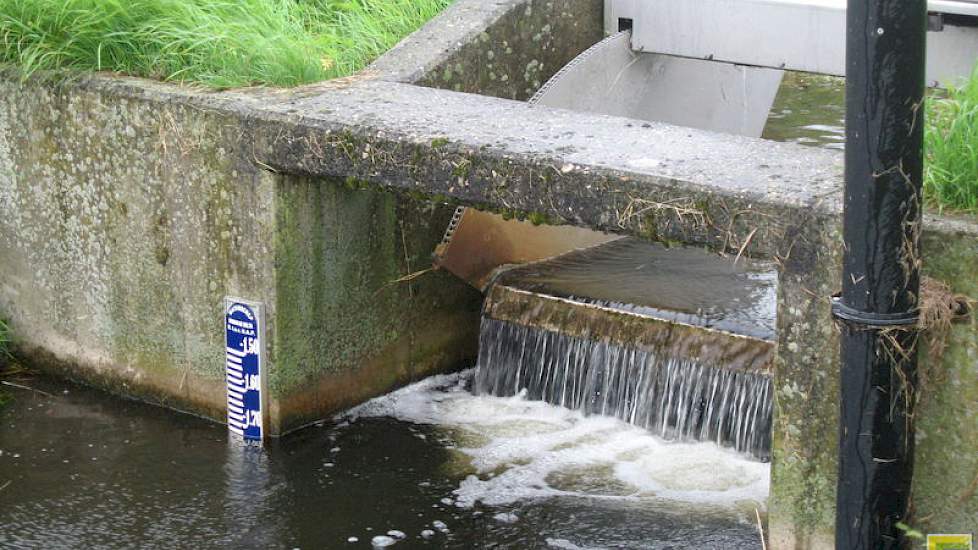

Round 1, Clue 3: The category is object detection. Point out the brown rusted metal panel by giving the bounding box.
[433,208,618,289]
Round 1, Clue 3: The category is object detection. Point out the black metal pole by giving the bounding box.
[834,0,927,548]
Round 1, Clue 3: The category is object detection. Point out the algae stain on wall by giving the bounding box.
[272,176,482,400]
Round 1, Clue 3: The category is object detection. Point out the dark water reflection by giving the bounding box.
[0,375,763,549]
[763,72,846,149]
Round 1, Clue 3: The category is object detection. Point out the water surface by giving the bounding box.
[1,372,766,549]
[762,72,845,149]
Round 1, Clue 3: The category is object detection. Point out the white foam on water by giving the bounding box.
[493,512,519,524]
[546,538,605,550]
[431,520,449,533]
[370,535,397,547]
[346,370,769,509]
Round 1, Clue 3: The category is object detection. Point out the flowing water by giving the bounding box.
[480,238,776,461]
[0,372,767,549]
[474,319,773,461]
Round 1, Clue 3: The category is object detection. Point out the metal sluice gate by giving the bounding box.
[435,0,978,277]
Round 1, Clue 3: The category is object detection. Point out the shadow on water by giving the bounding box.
[0,374,764,549]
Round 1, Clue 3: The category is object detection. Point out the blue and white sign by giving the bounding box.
[225,298,264,442]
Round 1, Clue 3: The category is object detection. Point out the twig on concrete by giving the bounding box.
[755,508,767,550]
[1,381,54,397]
[616,196,706,230]
[734,227,758,266]
[0,480,10,492]
[373,268,434,296]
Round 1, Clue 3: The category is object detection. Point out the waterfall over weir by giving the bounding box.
[474,317,773,460]
[471,238,778,461]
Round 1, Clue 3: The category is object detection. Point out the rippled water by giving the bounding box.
[1,373,766,549]
[494,238,778,342]
[762,72,845,149]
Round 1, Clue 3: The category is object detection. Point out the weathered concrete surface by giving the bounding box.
[768,217,844,550]
[372,0,604,100]
[0,74,481,434]
[0,76,277,421]
[913,222,978,534]
[250,78,844,262]
[769,214,978,548]
[270,176,481,432]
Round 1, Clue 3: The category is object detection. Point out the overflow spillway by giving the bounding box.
[469,238,778,461]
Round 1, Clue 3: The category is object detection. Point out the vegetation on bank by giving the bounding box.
[0,0,452,87]
[926,72,978,214]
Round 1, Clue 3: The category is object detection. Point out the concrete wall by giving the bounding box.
[769,216,978,547]
[371,0,604,100]
[270,176,480,431]
[0,75,275,420]
[0,73,482,434]
[914,227,978,534]
[0,0,600,435]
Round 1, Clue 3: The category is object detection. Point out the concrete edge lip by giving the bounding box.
[36,66,977,246]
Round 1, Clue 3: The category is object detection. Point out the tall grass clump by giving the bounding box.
[0,0,452,87]
[926,70,978,213]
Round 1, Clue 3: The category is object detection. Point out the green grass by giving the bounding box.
[926,71,978,213]
[0,0,452,88]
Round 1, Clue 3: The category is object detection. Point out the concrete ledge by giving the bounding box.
[248,79,844,265]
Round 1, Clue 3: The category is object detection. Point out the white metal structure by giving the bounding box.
[606,0,978,87]
[532,32,784,137]
[533,0,978,138]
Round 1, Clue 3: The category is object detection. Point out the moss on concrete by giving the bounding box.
[416,0,604,100]
[0,74,484,434]
[0,75,278,420]
[912,228,978,534]
[271,176,482,429]
[766,217,843,550]
[768,220,978,547]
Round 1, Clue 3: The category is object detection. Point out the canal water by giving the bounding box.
[1,371,766,549]
[763,72,845,149]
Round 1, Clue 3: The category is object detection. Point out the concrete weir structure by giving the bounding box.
[0,0,975,546]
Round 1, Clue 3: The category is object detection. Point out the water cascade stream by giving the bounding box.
[474,317,773,460]
[472,238,778,461]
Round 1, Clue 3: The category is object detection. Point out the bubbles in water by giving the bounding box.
[493,512,519,523]
[370,535,397,547]
[346,371,769,511]
[431,520,449,533]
